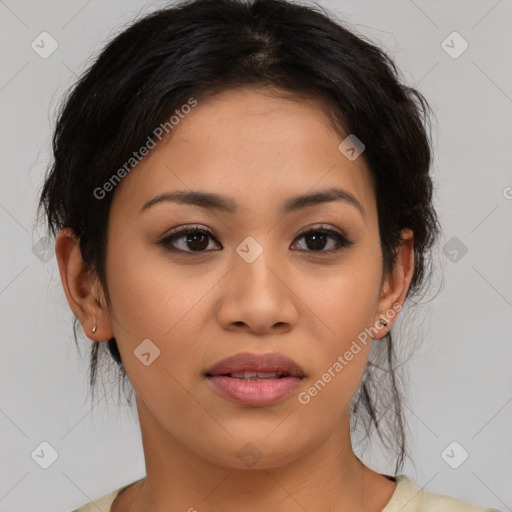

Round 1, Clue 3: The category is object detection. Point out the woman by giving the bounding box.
[37,0,501,510]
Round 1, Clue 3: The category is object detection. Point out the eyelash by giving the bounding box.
[159,224,355,256]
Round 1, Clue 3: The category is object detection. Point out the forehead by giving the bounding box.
[111,87,376,221]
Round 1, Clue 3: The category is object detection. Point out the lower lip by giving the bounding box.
[206,375,303,407]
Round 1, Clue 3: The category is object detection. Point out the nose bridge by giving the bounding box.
[215,231,300,333]
[234,234,280,294]
[231,232,298,320]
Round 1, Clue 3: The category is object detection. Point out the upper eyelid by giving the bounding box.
[162,224,348,240]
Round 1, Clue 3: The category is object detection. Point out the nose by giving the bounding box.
[215,247,299,335]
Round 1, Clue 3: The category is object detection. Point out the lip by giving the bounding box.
[206,375,303,407]
[204,352,306,407]
[205,352,306,378]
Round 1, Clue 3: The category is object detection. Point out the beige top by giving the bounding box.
[71,475,502,512]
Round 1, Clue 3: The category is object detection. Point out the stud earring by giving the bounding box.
[92,325,97,333]
[379,318,388,327]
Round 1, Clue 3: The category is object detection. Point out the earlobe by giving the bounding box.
[375,228,414,338]
[55,228,113,342]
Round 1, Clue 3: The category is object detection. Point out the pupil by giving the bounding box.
[187,232,208,251]
[306,233,327,250]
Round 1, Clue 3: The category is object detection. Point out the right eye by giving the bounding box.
[159,225,222,253]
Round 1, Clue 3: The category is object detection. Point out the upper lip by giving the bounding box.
[205,352,306,378]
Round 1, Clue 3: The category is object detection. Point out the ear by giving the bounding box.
[373,228,414,339]
[55,228,114,342]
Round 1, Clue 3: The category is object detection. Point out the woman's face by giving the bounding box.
[64,86,412,470]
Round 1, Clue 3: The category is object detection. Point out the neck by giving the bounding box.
[115,394,396,512]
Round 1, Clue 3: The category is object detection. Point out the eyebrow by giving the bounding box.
[140,187,365,218]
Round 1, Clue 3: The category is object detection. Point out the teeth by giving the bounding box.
[228,371,284,380]
[256,372,282,379]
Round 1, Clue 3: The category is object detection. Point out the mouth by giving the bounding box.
[206,371,301,381]
[204,353,305,407]
[204,352,306,380]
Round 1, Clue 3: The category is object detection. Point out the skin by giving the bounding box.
[56,86,414,512]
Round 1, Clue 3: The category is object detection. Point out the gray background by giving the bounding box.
[1,0,511,511]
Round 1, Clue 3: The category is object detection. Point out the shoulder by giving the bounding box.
[70,475,503,512]
[382,475,503,512]
[70,479,143,512]
[70,489,118,512]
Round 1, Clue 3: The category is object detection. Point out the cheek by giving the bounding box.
[105,238,204,336]
[330,271,381,334]
[299,252,382,342]
[104,240,219,381]
[294,251,382,395]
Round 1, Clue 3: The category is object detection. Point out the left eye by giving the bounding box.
[292,227,355,253]
[159,225,355,254]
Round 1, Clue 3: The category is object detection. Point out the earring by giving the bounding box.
[379,318,388,327]
[92,325,97,333]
